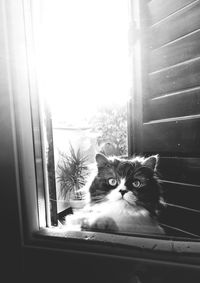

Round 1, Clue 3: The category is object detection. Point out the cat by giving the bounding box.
[65,152,165,235]
[89,153,163,216]
[62,153,165,283]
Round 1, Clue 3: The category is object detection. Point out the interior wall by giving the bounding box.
[0,0,22,280]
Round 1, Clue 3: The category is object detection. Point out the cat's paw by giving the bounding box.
[81,217,91,230]
[81,216,119,232]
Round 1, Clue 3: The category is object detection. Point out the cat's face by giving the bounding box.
[89,153,163,215]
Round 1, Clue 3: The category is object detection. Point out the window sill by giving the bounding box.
[30,227,200,268]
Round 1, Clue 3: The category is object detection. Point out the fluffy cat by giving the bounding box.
[81,153,165,235]
[89,153,163,215]
[64,153,165,235]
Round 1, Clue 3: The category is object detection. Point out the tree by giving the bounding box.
[89,104,128,156]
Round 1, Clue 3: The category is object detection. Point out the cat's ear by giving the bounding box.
[96,153,109,167]
[143,155,159,171]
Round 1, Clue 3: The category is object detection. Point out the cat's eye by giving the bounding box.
[108,178,117,186]
[132,180,141,188]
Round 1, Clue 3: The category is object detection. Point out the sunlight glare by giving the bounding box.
[37,0,130,126]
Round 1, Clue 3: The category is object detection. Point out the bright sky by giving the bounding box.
[36,0,130,125]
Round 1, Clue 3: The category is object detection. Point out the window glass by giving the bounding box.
[36,0,134,233]
[35,0,200,240]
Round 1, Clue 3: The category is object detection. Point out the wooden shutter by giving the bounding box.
[131,0,200,238]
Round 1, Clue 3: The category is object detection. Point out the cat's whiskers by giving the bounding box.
[123,191,137,205]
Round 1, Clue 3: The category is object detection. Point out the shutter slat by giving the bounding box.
[144,89,200,121]
[150,29,200,72]
[150,1,200,49]
[162,181,200,210]
[148,0,197,25]
[158,157,200,185]
[149,58,200,98]
[143,118,200,156]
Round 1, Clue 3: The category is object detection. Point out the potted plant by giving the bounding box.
[57,144,89,211]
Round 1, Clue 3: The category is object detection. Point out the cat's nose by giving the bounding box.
[119,189,128,197]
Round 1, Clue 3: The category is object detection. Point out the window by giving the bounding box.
[35,0,131,229]
[9,0,200,272]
